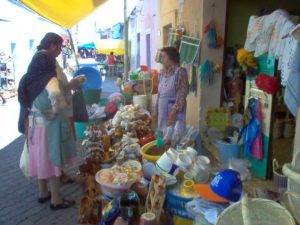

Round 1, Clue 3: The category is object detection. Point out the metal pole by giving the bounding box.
[124,0,129,80]
[67,29,80,70]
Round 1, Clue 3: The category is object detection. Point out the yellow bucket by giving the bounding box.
[140,140,162,163]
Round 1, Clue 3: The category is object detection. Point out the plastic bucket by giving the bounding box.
[75,122,88,139]
[133,95,148,109]
[217,140,242,165]
[82,89,101,105]
[99,98,108,106]
[74,66,102,90]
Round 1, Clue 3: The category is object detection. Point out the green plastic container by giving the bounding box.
[99,98,108,106]
[82,89,101,105]
[75,122,88,139]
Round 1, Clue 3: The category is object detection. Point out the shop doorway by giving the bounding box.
[222,0,300,178]
[163,23,172,46]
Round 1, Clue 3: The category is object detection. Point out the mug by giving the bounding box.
[175,153,192,171]
[195,169,210,184]
[166,148,178,162]
[184,172,194,181]
[197,155,211,170]
[156,152,178,175]
[139,212,157,225]
[186,147,198,158]
[142,162,158,180]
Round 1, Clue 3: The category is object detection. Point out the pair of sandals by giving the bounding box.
[38,192,75,210]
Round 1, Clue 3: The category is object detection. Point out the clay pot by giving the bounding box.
[102,135,111,151]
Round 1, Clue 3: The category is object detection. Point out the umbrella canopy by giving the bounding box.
[95,39,125,55]
[20,0,108,28]
[78,42,96,49]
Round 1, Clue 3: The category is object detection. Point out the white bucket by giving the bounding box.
[133,95,148,109]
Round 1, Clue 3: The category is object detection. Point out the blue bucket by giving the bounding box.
[74,67,102,90]
[217,140,242,165]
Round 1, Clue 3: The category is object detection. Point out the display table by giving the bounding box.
[202,135,276,196]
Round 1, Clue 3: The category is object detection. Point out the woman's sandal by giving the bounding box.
[50,199,75,210]
[38,192,51,204]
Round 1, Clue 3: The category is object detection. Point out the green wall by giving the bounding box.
[226,0,300,47]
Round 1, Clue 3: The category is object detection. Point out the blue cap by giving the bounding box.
[194,169,242,202]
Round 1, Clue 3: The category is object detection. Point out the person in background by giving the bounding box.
[153,46,189,130]
[107,51,116,76]
[18,32,82,210]
[0,91,6,104]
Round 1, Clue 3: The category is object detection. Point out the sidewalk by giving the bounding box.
[0,135,83,225]
[0,75,120,225]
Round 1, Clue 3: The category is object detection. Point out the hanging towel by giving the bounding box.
[250,99,264,160]
[284,68,300,117]
[179,35,201,64]
[239,98,262,158]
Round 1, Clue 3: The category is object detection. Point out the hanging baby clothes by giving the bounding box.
[244,10,294,58]
[275,20,295,71]
[279,36,300,86]
[282,36,300,117]
[268,15,290,57]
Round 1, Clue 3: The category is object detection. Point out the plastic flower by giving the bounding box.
[237,48,258,76]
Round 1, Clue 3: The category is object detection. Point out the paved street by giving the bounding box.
[0,95,21,149]
[0,76,119,225]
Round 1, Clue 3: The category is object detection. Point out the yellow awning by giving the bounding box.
[95,39,125,55]
[20,0,108,28]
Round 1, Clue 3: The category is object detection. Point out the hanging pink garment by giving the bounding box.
[251,99,264,160]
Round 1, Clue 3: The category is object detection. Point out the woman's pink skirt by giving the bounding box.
[28,126,61,179]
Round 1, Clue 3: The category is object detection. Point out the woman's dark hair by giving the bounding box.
[161,46,180,64]
[37,32,63,51]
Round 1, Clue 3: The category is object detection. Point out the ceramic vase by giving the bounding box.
[180,179,196,198]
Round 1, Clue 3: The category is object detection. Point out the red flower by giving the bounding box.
[255,74,280,95]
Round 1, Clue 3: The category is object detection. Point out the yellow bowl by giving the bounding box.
[140,140,162,163]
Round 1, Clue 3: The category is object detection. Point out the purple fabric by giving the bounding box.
[158,67,186,130]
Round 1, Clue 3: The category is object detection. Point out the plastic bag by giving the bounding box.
[171,120,185,147]
[72,88,89,122]
[86,104,106,119]
[19,139,29,178]
[162,126,174,144]
[179,126,199,147]
[228,158,251,181]
[186,197,228,225]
